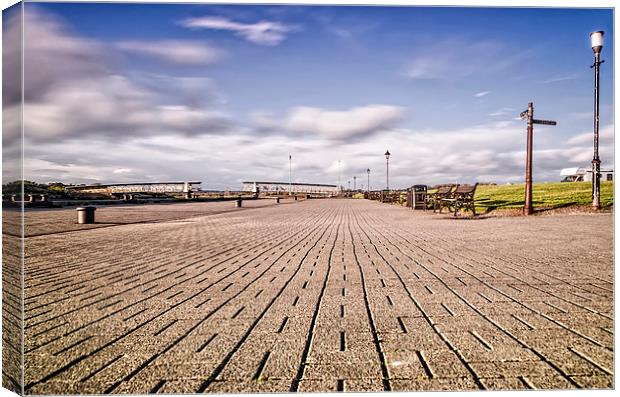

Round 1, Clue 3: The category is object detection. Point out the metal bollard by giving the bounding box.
[235,199,242,208]
[275,197,280,204]
[76,206,96,224]
[294,196,298,201]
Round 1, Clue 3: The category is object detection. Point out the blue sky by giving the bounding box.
[2,3,614,189]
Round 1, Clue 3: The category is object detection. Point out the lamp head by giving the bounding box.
[590,31,604,54]
[385,150,391,160]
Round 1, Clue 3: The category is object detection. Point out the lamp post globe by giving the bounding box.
[591,31,604,54]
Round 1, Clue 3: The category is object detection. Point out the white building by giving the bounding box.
[66,181,202,194]
[560,168,613,182]
[241,181,339,195]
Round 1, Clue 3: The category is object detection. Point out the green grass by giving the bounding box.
[473,181,613,213]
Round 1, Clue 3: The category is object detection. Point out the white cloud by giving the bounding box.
[494,120,514,128]
[474,91,491,97]
[113,168,133,174]
[284,105,405,140]
[22,112,614,188]
[23,75,231,142]
[20,8,107,104]
[324,160,347,174]
[406,59,435,79]
[543,73,580,84]
[488,107,515,117]
[9,8,232,145]
[116,40,223,65]
[566,124,614,145]
[180,16,291,46]
[406,38,528,80]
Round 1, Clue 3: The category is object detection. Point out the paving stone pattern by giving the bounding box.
[8,199,279,238]
[2,209,23,393]
[21,199,613,393]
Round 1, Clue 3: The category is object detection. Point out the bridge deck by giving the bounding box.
[17,199,613,393]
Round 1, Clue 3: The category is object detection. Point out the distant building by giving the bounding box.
[66,181,202,194]
[560,168,613,182]
[241,181,339,195]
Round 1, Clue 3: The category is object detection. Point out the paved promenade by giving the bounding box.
[21,199,613,393]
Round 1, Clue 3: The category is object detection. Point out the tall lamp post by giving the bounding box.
[590,30,604,210]
[524,102,534,215]
[384,150,391,190]
[353,176,357,191]
[289,154,292,195]
[366,168,370,193]
[338,160,341,192]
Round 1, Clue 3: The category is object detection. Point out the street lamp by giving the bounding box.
[353,176,357,191]
[384,150,391,190]
[338,160,341,192]
[590,30,604,210]
[366,168,370,193]
[289,154,292,195]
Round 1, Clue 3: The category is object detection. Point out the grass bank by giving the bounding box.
[474,181,613,214]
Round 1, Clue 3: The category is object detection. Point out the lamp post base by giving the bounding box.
[592,158,601,211]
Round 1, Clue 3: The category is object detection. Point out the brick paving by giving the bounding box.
[16,199,613,393]
[6,198,281,237]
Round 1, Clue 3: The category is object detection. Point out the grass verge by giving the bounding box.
[474,181,613,214]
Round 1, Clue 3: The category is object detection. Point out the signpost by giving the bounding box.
[521,102,557,215]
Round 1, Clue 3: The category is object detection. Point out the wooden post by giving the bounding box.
[521,103,556,216]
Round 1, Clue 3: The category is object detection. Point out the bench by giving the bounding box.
[425,185,455,212]
[370,191,381,201]
[439,183,478,216]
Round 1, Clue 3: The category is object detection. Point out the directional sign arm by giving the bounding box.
[532,119,557,126]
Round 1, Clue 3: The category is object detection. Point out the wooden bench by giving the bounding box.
[440,183,478,216]
[425,184,455,212]
[367,191,382,201]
